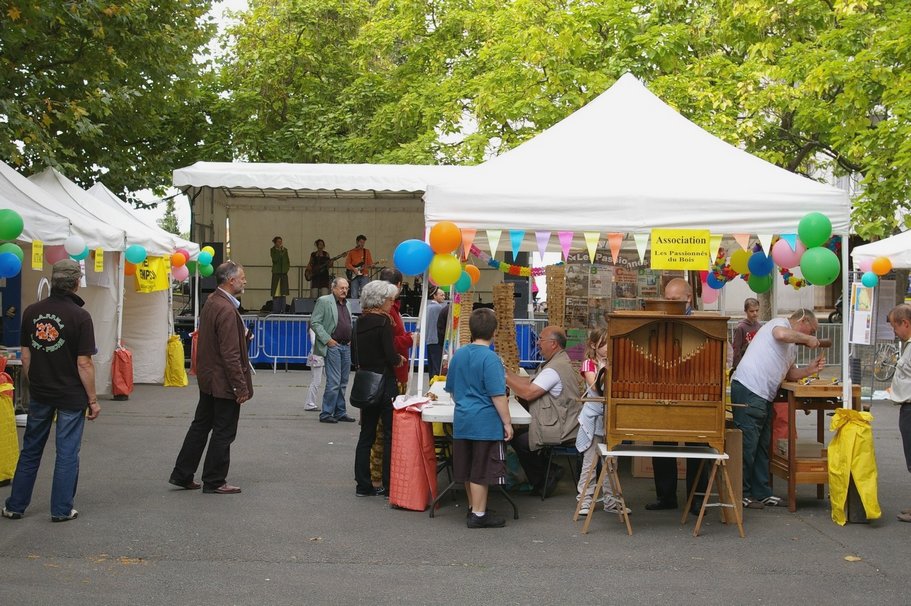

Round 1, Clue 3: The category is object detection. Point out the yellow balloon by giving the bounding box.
[730,249,751,275]
[429,254,462,285]
[201,245,216,256]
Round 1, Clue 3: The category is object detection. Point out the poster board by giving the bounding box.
[848,282,873,345]
[563,249,658,329]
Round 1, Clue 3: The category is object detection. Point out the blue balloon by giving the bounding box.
[71,246,90,261]
[393,239,434,276]
[861,271,879,288]
[125,244,147,265]
[0,252,22,278]
[197,251,213,266]
[747,252,774,277]
[454,271,472,293]
[706,273,725,289]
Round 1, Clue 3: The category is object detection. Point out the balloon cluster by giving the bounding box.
[170,248,192,281]
[392,221,480,293]
[856,255,892,288]
[0,209,25,278]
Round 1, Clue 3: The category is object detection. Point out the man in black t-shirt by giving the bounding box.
[3,260,98,523]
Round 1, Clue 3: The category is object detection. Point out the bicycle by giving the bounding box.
[873,341,900,382]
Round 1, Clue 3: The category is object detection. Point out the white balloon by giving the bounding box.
[64,235,86,255]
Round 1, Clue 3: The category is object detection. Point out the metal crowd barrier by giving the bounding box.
[726,320,842,368]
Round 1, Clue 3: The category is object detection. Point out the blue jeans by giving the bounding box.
[349,275,368,300]
[5,400,86,518]
[731,381,773,500]
[321,344,351,420]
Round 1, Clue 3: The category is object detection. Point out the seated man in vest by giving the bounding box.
[506,326,582,497]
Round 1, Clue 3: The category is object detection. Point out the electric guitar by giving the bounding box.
[305,252,345,282]
[346,258,387,281]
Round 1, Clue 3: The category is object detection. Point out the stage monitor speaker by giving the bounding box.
[292,298,316,314]
[198,242,225,292]
[503,251,530,319]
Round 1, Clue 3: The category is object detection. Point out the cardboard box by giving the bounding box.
[776,439,824,459]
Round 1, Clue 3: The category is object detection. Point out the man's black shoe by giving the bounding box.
[319,417,338,424]
[467,512,506,528]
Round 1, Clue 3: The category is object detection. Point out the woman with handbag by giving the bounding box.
[352,280,404,497]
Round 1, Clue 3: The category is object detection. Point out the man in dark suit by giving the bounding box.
[169,261,253,495]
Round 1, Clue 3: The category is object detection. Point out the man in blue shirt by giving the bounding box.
[445,308,513,528]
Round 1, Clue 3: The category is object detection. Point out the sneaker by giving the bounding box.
[2,507,23,520]
[467,512,506,528]
[604,496,631,515]
[304,403,318,411]
[355,487,386,497]
[51,509,78,523]
[760,495,782,507]
[578,504,591,516]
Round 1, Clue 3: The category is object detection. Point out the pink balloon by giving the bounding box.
[856,257,874,273]
[176,248,190,261]
[45,245,69,264]
[172,264,190,282]
[701,286,720,305]
[771,239,806,269]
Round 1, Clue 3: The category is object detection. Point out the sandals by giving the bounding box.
[897,512,911,523]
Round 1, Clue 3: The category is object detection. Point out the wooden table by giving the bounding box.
[771,381,861,512]
[577,443,744,538]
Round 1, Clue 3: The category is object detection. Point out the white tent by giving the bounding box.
[422,73,852,396]
[852,231,911,268]
[89,182,200,383]
[425,73,849,238]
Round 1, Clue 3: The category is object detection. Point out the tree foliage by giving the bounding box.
[213,0,911,238]
[0,0,216,201]
[157,198,180,235]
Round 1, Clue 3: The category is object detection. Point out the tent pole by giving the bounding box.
[115,250,125,347]
[841,232,851,404]
[415,272,429,394]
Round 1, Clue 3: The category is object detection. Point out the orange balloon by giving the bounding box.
[464,264,480,285]
[171,252,187,267]
[124,262,137,276]
[429,221,461,254]
[872,256,892,276]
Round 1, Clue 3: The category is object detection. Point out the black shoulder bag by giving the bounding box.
[349,317,388,409]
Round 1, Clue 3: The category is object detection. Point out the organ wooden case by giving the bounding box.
[604,311,729,453]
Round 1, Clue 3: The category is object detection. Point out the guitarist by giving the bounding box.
[306,239,335,297]
[344,235,373,299]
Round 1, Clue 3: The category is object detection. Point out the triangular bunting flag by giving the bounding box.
[558,231,574,261]
[781,233,798,251]
[733,233,751,250]
[607,233,624,264]
[583,232,600,264]
[460,228,477,261]
[509,230,525,261]
[633,233,649,263]
[486,229,502,257]
[757,233,774,255]
[535,231,551,263]
[710,234,724,259]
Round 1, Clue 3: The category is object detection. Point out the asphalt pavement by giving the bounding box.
[1,370,908,605]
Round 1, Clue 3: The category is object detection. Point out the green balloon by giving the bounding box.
[797,212,832,248]
[186,260,198,272]
[0,209,24,241]
[799,246,840,286]
[199,263,214,277]
[0,242,24,261]
[747,273,773,294]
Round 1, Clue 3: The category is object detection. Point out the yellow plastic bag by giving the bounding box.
[828,408,882,525]
[0,383,18,482]
[164,335,188,387]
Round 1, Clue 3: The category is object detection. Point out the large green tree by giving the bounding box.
[0,0,216,201]
[213,1,911,237]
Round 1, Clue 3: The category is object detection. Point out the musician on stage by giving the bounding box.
[306,239,332,298]
[344,235,373,299]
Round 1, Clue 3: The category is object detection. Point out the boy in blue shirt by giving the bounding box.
[445,308,513,528]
